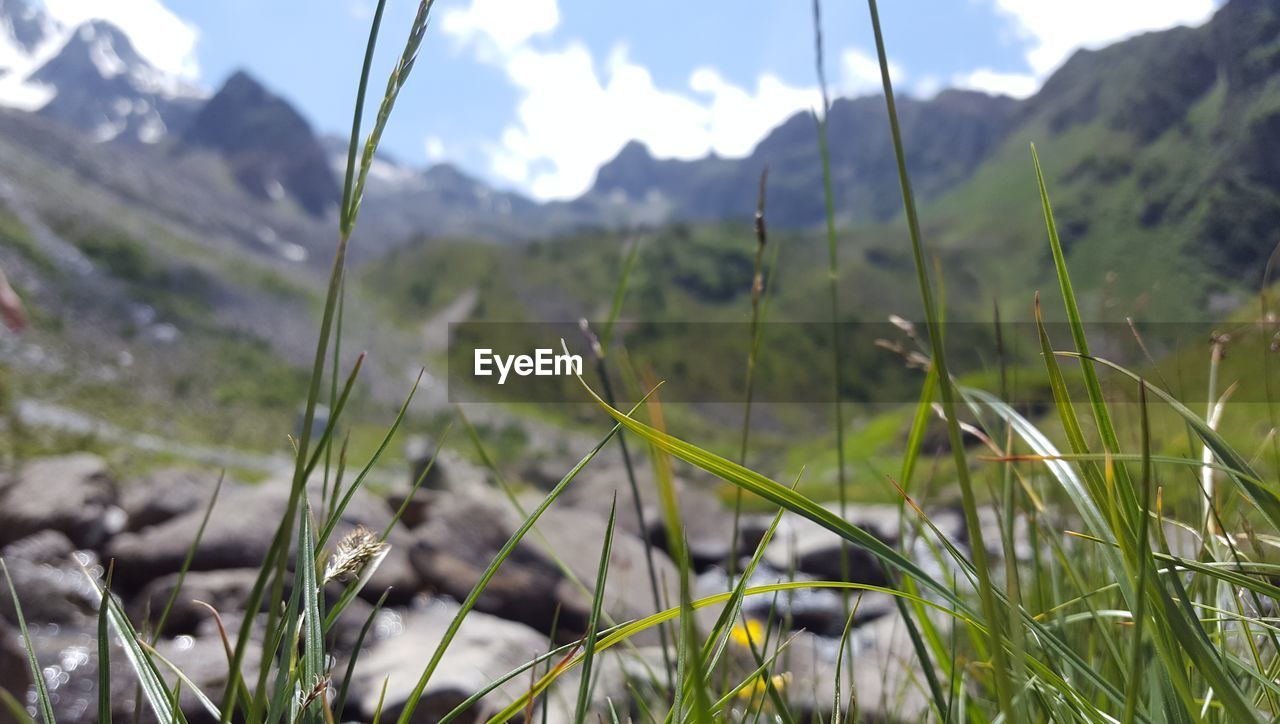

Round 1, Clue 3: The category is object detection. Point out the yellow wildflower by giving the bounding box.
[730,619,764,648]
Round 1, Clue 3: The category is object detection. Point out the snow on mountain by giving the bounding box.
[0,0,206,142]
[0,0,62,109]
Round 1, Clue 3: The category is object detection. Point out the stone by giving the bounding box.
[120,468,224,532]
[105,479,423,602]
[0,624,30,717]
[153,631,262,724]
[128,568,260,636]
[556,461,738,570]
[343,599,551,723]
[0,554,100,628]
[386,449,489,528]
[105,484,281,589]
[0,454,121,548]
[409,491,679,640]
[2,530,76,566]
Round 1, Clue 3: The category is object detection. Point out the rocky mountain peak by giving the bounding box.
[181,69,339,217]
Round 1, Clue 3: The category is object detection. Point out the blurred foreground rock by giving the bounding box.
[0,454,122,547]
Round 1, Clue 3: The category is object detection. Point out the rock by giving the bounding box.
[556,461,737,570]
[535,505,679,633]
[344,599,551,723]
[766,617,930,722]
[2,530,76,565]
[15,620,138,723]
[693,566,897,639]
[153,632,262,724]
[120,468,224,531]
[387,449,489,528]
[0,554,100,628]
[409,491,678,639]
[105,484,280,589]
[0,454,122,548]
[129,568,260,636]
[409,492,564,634]
[753,504,976,586]
[757,506,901,586]
[0,624,30,717]
[106,479,423,602]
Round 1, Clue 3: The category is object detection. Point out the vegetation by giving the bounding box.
[4,0,1280,722]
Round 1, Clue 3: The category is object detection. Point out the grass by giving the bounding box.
[3,0,1280,722]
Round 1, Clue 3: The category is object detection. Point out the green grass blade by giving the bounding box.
[140,641,221,721]
[599,238,641,353]
[334,589,389,719]
[0,688,32,724]
[811,0,851,597]
[98,563,114,724]
[298,503,326,724]
[317,371,423,550]
[573,496,617,724]
[862,0,1012,712]
[1071,352,1280,530]
[339,0,387,235]
[2,559,54,723]
[79,565,183,723]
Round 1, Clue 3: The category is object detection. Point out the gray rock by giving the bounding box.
[153,632,262,724]
[0,454,121,548]
[720,616,929,722]
[387,449,490,528]
[120,468,224,531]
[344,599,551,723]
[409,491,678,639]
[0,554,100,628]
[129,568,260,636]
[2,530,76,565]
[557,463,737,570]
[754,504,976,585]
[0,624,31,716]
[106,479,423,601]
[105,484,280,588]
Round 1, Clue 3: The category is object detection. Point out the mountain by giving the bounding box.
[0,0,64,108]
[30,21,204,142]
[586,90,1020,227]
[908,0,1280,314]
[0,2,204,142]
[181,70,339,217]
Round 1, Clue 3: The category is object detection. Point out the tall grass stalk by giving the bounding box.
[730,167,778,581]
[863,0,1013,714]
[810,0,851,593]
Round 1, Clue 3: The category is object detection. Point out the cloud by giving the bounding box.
[954,68,1038,98]
[442,0,907,200]
[424,135,446,161]
[990,0,1217,77]
[442,0,560,58]
[42,0,199,79]
[839,48,903,95]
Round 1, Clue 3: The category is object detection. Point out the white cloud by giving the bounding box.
[424,135,446,161]
[492,43,832,200]
[840,48,903,96]
[442,0,560,58]
[42,0,200,79]
[954,68,1038,98]
[444,0,912,200]
[990,0,1216,77]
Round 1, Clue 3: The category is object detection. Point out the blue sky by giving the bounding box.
[55,0,1224,200]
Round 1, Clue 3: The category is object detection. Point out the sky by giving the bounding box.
[38,0,1224,201]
